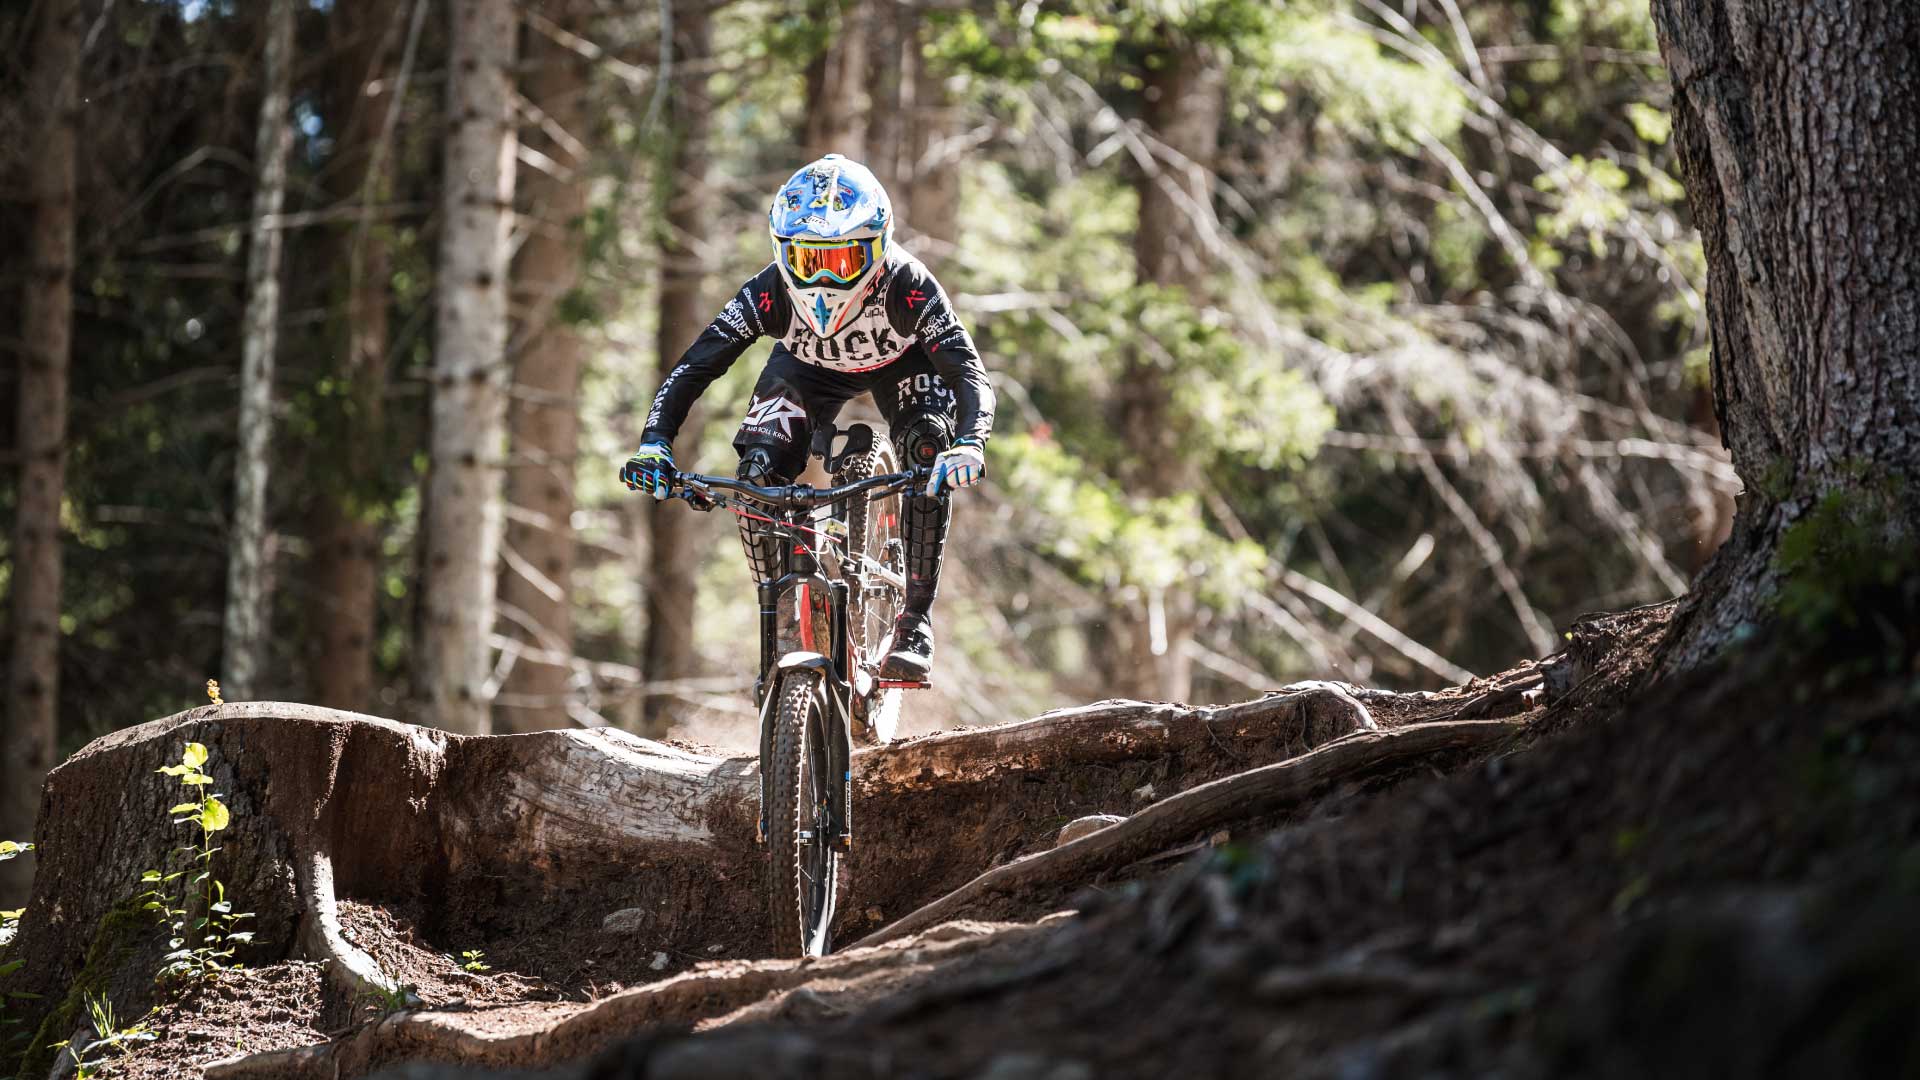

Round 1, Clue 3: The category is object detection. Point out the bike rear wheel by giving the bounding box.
[836,439,905,745]
[766,671,838,957]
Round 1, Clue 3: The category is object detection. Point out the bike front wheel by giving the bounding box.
[766,671,839,957]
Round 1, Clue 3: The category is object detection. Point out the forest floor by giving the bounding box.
[33,599,1920,1079]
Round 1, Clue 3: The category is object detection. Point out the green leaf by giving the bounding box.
[181,743,209,770]
[0,840,33,860]
[183,773,213,787]
[168,803,200,815]
[200,797,230,833]
[0,908,22,921]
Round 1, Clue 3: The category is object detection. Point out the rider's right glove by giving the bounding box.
[620,441,676,500]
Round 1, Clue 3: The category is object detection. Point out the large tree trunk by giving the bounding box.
[637,0,716,738]
[223,0,297,702]
[1106,42,1226,703]
[1649,0,1920,667]
[420,0,520,733]
[801,0,869,160]
[499,0,592,733]
[862,0,906,191]
[903,28,961,263]
[307,0,407,713]
[2,0,82,906]
[1,686,1382,1076]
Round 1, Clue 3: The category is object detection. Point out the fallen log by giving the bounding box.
[857,719,1525,947]
[2,685,1373,1054]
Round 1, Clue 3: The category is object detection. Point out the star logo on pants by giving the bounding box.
[745,393,808,436]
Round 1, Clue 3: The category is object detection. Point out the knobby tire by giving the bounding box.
[836,440,905,746]
[767,671,837,957]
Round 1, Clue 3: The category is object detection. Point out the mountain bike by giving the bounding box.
[656,423,930,957]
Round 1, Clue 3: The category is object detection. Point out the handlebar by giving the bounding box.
[667,467,928,510]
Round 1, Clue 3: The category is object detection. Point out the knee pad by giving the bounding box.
[736,444,792,485]
[892,412,954,471]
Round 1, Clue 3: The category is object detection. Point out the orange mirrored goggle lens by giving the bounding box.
[784,241,869,284]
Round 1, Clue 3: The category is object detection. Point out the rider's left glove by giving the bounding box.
[927,438,986,496]
[621,441,676,500]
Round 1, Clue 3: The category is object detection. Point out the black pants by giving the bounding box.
[731,346,956,618]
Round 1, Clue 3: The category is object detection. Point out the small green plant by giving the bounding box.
[51,992,155,1079]
[138,742,254,983]
[457,949,490,974]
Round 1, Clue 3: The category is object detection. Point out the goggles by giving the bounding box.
[780,237,879,287]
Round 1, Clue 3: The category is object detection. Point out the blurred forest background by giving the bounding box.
[1,0,1725,776]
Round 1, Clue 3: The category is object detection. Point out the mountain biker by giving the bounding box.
[620,154,996,681]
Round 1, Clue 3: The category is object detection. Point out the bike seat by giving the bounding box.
[811,422,876,475]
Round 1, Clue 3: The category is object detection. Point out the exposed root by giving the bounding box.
[202,919,1062,1079]
[855,718,1526,948]
[293,849,416,1009]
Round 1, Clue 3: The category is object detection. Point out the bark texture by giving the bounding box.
[1649,0,1920,665]
[308,0,407,713]
[3,0,82,905]
[421,0,520,733]
[1107,41,1227,703]
[638,0,717,737]
[224,0,297,702]
[500,0,592,732]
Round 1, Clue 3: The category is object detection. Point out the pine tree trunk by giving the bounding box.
[1648,0,1920,665]
[421,0,519,734]
[637,0,717,738]
[863,0,905,190]
[500,0,591,733]
[2,0,82,905]
[223,0,297,703]
[905,32,960,264]
[801,0,869,160]
[308,0,406,713]
[1110,43,1226,703]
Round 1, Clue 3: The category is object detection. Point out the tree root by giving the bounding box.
[294,848,417,1009]
[855,719,1526,948]
[202,920,1058,1079]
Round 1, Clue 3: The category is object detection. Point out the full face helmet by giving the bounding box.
[769,154,893,337]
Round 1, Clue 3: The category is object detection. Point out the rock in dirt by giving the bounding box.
[600,908,650,934]
[1056,815,1126,847]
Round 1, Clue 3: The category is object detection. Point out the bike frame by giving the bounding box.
[671,468,922,849]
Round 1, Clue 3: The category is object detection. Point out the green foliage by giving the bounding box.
[1258,10,1469,150]
[140,743,255,984]
[996,434,1267,606]
[456,949,490,974]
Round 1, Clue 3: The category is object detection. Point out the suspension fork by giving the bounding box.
[827,579,854,849]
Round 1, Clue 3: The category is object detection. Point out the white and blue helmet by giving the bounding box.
[769,154,894,336]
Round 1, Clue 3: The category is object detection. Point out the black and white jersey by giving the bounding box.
[641,248,995,447]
